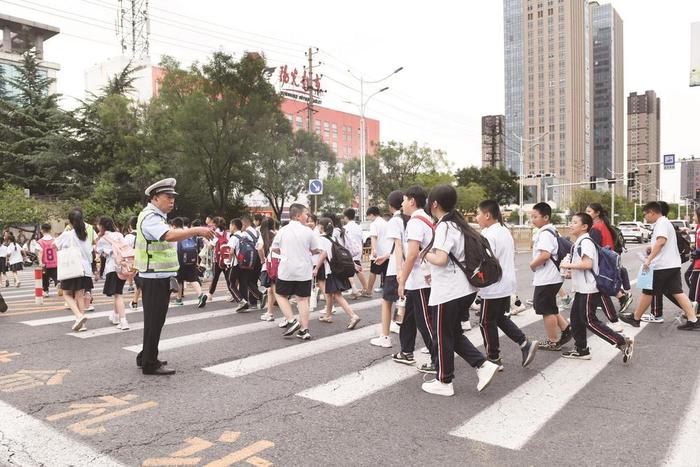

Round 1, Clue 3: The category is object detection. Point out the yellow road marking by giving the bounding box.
[203,441,275,467]
[142,458,201,466]
[217,431,241,443]
[171,437,215,458]
[68,401,159,436]
[246,456,272,467]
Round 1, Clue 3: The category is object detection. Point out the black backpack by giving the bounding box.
[609,224,626,254]
[449,230,503,288]
[539,228,573,269]
[327,237,356,279]
[674,226,691,263]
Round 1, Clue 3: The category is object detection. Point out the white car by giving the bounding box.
[618,221,650,243]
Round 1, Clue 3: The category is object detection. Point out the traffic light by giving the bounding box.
[696,188,700,201]
[590,176,596,191]
[629,172,636,188]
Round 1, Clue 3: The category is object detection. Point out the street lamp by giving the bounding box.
[346,66,403,221]
[509,131,550,225]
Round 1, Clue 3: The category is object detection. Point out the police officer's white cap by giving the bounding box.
[145,178,178,197]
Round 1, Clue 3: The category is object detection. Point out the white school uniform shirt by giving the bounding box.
[479,223,517,299]
[226,232,241,267]
[404,209,434,291]
[385,212,405,277]
[570,233,599,294]
[318,235,335,276]
[650,216,681,270]
[7,243,23,265]
[531,223,564,286]
[369,216,391,257]
[343,220,363,261]
[0,243,7,259]
[256,231,280,272]
[55,230,93,277]
[428,220,476,306]
[124,231,137,248]
[96,232,126,275]
[271,220,319,281]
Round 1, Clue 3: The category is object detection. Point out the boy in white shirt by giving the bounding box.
[365,206,390,295]
[476,200,538,369]
[529,202,572,350]
[342,208,369,298]
[559,212,633,361]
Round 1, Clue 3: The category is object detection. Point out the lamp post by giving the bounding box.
[347,67,403,222]
[509,131,550,225]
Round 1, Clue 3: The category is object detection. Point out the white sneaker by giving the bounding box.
[260,313,274,322]
[373,287,383,293]
[109,312,119,325]
[476,360,499,392]
[225,294,235,302]
[370,335,392,348]
[72,316,87,332]
[421,379,454,396]
[389,321,401,334]
[420,347,430,354]
[461,320,472,331]
[470,300,481,311]
[86,305,95,312]
[118,319,129,330]
[278,319,291,328]
[609,321,624,333]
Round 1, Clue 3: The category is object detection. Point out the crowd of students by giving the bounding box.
[5,183,699,393]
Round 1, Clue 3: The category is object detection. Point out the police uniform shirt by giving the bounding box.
[139,202,176,279]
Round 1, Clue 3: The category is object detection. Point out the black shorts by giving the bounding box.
[0,258,6,273]
[370,260,388,275]
[276,279,312,298]
[533,283,562,315]
[643,267,683,296]
[177,265,200,284]
[382,275,399,303]
[9,262,23,272]
[103,271,126,297]
[688,270,700,301]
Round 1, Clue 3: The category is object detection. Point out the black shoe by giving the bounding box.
[618,292,633,314]
[143,366,176,375]
[557,326,573,347]
[677,319,700,331]
[295,328,311,340]
[521,339,538,368]
[197,294,208,309]
[392,352,415,365]
[283,319,301,336]
[261,292,268,310]
[136,359,167,369]
[234,300,249,312]
[561,347,591,360]
[417,362,436,374]
[619,313,641,328]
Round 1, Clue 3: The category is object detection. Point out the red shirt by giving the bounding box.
[591,221,614,249]
[694,229,700,269]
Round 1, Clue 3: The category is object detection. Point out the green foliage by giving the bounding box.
[317,175,354,214]
[455,166,522,204]
[456,183,487,214]
[0,185,51,229]
[570,189,635,223]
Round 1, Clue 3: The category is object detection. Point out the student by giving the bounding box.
[226,218,245,310]
[585,203,632,329]
[257,217,279,322]
[96,216,129,330]
[476,200,538,370]
[0,235,7,288]
[620,202,700,330]
[55,209,94,332]
[5,233,24,287]
[124,216,142,309]
[171,218,206,307]
[370,191,406,348]
[37,223,59,297]
[559,212,634,360]
[314,218,362,329]
[366,206,390,295]
[395,186,438,374]
[529,202,572,350]
[342,208,370,298]
[238,216,263,311]
[647,201,685,319]
[207,217,233,303]
[306,214,323,309]
[686,207,700,315]
[420,186,500,396]
[272,203,322,340]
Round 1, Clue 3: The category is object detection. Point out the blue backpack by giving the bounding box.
[578,237,622,296]
[237,231,260,270]
[539,228,573,269]
[177,237,198,267]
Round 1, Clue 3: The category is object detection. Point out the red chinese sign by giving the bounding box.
[278,65,322,94]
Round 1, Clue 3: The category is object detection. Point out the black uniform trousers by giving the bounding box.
[137,277,171,372]
[399,288,436,364]
[239,267,262,305]
[479,296,526,360]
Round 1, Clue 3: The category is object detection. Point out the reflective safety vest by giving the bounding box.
[135,206,179,273]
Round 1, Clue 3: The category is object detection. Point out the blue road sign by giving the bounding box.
[309,179,323,195]
[664,154,676,170]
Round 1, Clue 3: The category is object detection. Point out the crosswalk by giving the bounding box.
[4,275,699,460]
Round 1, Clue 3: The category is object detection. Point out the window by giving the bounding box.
[315,120,321,135]
[296,115,303,130]
[332,123,338,140]
[323,121,330,140]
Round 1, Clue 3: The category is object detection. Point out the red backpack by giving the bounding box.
[214,231,231,268]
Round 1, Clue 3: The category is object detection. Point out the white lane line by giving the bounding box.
[0,399,126,467]
[449,323,645,450]
[204,324,382,379]
[124,299,383,353]
[20,296,226,326]
[297,309,540,406]
[663,368,700,466]
[70,309,235,339]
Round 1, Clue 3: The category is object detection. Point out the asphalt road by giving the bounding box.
[0,243,699,467]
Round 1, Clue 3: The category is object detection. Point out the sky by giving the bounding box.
[2,0,699,202]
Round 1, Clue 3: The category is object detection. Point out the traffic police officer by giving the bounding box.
[135,178,213,375]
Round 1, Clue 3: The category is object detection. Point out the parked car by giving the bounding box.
[618,221,650,243]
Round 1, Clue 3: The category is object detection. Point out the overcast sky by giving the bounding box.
[2,0,699,202]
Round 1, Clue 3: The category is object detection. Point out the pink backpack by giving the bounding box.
[103,232,136,280]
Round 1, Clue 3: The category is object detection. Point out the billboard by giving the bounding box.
[692,22,700,87]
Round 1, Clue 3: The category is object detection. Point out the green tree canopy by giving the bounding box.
[455,166,522,205]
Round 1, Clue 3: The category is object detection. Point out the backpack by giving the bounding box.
[608,224,626,254]
[103,232,136,281]
[578,237,622,296]
[674,226,691,263]
[338,230,362,258]
[177,237,198,267]
[237,230,260,270]
[539,228,573,269]
[327,236,357,279]
[213,231,231,269]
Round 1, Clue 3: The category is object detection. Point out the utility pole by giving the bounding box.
[306,47,315,132]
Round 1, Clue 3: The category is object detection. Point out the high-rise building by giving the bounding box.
[0,14,60,97]
[627,91,661,203]
[504,0,591,205]
[681,159,700,201]
[482,115,506,168]
[589,2,624,195]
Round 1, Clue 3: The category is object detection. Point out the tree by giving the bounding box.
[456,183,487,214]
[0,185,51,230]
[455,166,522,204]
[570,189,635,223]
[317,174,354,214]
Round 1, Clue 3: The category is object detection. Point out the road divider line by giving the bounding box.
[449,323,645,450]
[297,308,539,406]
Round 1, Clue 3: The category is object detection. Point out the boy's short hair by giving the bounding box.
[366,206,380,217]
[643,201,662,214]
[405,186,427,210]
[532,202,552,219]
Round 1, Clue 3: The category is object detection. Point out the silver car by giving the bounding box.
[618,221,650,243]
